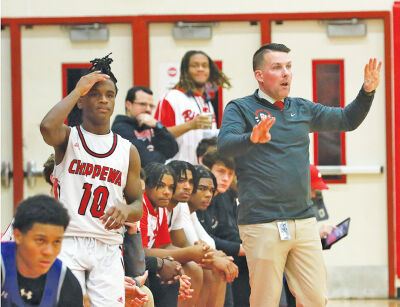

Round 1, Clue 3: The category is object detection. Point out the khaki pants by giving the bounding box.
[239,217,327,307]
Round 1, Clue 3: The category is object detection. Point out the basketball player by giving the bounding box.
[40,54,143,307]
[1,194,83,307]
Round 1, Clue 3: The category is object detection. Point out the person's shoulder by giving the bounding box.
[226,92,258,108]
[163,89,188,101]
[112,114,132,127]
[116,133,134,149]
[287,96,313,106]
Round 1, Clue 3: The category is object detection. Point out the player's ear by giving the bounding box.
[77,97,84,110]
[13,229,22,244]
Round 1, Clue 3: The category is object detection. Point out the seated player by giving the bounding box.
[200,150,250,306]
[166,161,238,307]
[1,194,83,306]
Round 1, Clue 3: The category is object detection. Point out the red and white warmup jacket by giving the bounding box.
[155,89,217,164]
[138,192,171,248]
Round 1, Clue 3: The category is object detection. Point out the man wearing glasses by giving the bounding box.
[112,86,178,167]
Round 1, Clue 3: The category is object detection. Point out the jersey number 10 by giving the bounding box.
[78,183,110,217]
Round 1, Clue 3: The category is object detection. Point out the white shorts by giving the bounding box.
[58,236,125,307]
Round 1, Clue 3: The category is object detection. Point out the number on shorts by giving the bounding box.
[78,183,109,217]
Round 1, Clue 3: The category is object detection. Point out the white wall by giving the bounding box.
[1,27,14,231]
[150,21,260,104]
[1,0,394,17]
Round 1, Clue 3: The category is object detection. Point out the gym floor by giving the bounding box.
[328,300,400,306]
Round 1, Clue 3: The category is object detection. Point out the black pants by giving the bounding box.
[231,256,250,307]
[148,273,179,307]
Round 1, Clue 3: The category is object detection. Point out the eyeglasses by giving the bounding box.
[133,101,156,110]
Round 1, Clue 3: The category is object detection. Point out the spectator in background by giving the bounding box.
[1,195,83,307]
[196,137,217,164]
[112,86,178,167]
[155,50,231,164]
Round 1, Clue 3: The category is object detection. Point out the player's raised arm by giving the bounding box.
[40,71,110,150]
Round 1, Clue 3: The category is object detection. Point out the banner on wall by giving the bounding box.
[159,63,180,98]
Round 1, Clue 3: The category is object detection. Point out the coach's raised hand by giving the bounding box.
[363,58,382,93]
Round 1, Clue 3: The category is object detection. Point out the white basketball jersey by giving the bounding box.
[53,126,131,245]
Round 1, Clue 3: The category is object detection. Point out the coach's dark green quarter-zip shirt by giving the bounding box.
[217,86,375,225]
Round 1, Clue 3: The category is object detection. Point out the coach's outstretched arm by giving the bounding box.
[310,58,382,132]
[40,72,110,162]
[101,145,143,230]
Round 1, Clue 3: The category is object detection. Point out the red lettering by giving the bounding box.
[182,110,196,122]
[92,165,101,179]
[68,160,78,174]
[115,172,122,186]
[100,167,109,181]
[107,168,119,183]
[76,161,86,175]
[85,163,93,176]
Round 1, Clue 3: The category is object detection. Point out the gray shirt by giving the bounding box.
[217,87,374,225]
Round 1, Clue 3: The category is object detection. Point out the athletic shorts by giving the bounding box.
[58,236,125,307]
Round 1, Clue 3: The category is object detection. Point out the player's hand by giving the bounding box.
[135,270,149,287]
[250,115,276,143]
[363,58,382,93]
[212,256,238,283]
[178,274,194,301]
[238,244,246,256]
[189,241,211,263]
[100,205,129,230]
[75,71,110,96]
[124,277,149,307]
[136,113,158,128]
[157,257,182,284]
[319,224,336,239]
[190,114,212,130]
[125,222,138,234]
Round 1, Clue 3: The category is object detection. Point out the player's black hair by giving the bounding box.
[174,50,231,93]
[140,168,146,181]
[144,162,176,193]
[87,53,118,91]
[192,165,217,195]
[167,160,196,184]
[202,149,235,171]
[125,86,153,103]
[253,43,291,71]
[42,154,55,186]
[196,137,217,160]
[67,53,118,126]
[13,195,70,233]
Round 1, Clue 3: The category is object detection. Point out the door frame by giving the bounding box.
[2,10,395,296]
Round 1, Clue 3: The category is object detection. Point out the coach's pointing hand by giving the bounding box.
[100,205,129,230]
